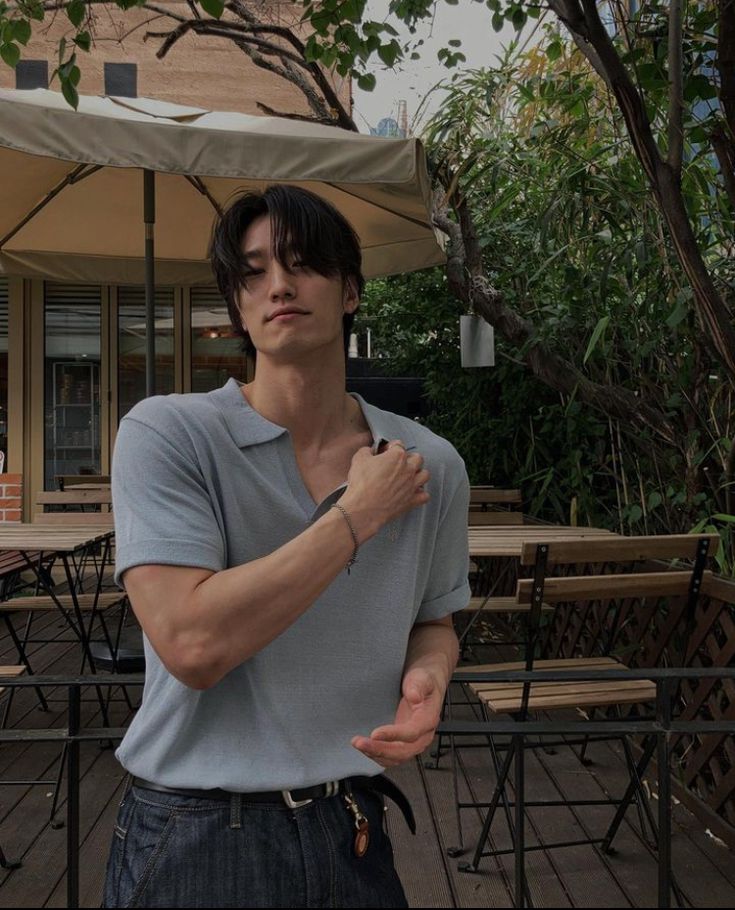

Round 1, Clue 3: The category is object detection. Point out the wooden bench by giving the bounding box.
[467,655,657,713]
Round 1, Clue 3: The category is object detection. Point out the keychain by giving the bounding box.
[343,790,370,857]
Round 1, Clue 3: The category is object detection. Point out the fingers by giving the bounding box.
[407,452,424,471]
[351,729,435,767]
[351,445,374,462]
[378,439,407,455]
[368,722,427,743]
[376,443,426,476]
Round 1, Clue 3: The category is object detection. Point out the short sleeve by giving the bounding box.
[415,467,471,623]
[112,411,226,588]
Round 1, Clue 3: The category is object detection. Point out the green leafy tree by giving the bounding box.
[298,0,735,382]
[360,51,734,569]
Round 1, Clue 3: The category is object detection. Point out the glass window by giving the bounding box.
[44,284,101,490]
[104,62,137,98]
[0,279,8,472]
[16,60,48,90]
[118,286,175,420]
[191,288,245,393]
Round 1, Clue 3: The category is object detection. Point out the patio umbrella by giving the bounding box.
[0,88,444,395]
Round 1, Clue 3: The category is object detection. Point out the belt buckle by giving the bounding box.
[281,790,314,809]
[281,780,340,809]
[281,790,313,809]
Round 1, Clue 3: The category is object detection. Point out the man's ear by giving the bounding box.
[343,277,360,315]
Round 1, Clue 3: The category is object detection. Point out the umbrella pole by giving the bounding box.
[144,169,156,398]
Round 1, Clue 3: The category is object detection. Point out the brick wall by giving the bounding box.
[0,474,22,522]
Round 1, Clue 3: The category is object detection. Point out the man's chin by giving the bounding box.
[253,339,343,362]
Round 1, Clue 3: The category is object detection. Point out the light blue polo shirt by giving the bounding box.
[112,377,470,791]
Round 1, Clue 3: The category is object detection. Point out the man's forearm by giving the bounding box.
[402,620,460,695]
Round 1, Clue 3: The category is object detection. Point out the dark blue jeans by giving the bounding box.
[103,782,409,908]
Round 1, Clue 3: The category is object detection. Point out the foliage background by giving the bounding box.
[359,35,735,574]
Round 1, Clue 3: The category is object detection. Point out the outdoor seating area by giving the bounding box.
[0,483,731,907]
[0,5,733,901]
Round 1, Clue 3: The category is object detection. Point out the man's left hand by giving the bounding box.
[350,668,443,768]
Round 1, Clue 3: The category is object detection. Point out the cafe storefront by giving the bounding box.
[0,276,252,518]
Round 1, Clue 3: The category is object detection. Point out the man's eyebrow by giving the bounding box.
[241,248,265,261]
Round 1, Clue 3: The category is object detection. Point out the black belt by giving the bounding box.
[131,774,416,834]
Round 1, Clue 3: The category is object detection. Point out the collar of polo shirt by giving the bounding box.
[210,377,419,522]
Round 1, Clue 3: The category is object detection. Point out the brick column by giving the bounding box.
[0,474,23,522]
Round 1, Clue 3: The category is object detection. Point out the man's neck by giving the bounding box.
[241,357,367,453]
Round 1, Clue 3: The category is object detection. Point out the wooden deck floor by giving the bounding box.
[0,606,733,907]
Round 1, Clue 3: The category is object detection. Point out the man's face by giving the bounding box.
[236,214,358,361]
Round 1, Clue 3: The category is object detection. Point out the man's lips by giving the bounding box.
[267,308,309,321]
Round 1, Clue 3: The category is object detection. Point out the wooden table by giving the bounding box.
[468,524,616,558]
[0,524,119,722]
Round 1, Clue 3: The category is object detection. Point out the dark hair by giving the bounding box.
[209,185,365,359]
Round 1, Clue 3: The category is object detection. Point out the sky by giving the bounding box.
[351,0,539,134]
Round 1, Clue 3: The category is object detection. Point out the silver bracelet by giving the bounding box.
[331,503,359,574]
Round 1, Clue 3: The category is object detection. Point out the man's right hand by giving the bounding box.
[340,440,430,543]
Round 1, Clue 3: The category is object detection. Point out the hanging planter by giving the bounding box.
[460,314,495,368]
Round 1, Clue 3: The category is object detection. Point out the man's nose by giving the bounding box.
[268,262,296,299]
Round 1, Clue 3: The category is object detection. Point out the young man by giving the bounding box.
[104,185,470,908]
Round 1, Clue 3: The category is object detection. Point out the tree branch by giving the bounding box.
[432,204,468,301]
[146,12,356,131]
[667,0,684,176]
[433,163,676,445]
[469,269,676,445]
[224,2,355,130]
[547,0,613,88]
[150,19,305,69]
[254,102,338,125]
[31,0,188,25]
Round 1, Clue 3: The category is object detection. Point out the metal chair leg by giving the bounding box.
[0,843,21,869]
[601,736,657,853]
[459,735,517,872]
[1,613,49,712]
[49,743,68,829]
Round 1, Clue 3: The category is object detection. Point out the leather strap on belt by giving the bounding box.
[131,774,416,835]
